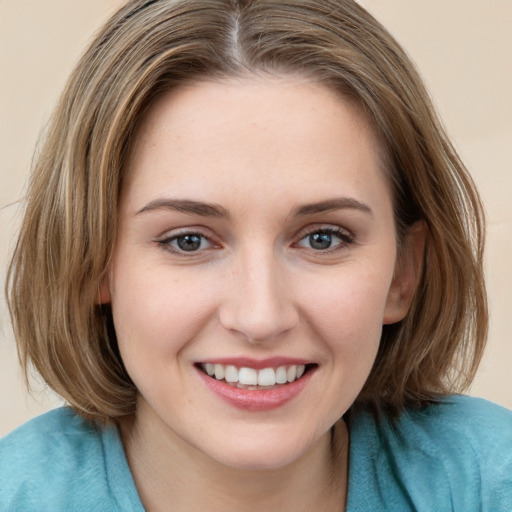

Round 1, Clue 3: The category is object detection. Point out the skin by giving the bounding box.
[102,77,423,511]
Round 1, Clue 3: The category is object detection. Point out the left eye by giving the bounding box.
[296,228,351,251]
[159,233,214,253]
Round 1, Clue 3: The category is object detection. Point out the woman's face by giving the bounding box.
[105,77,417,470]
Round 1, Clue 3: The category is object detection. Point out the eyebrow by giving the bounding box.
[136,199,230,218]
[136,196,372,219]
[290,197,373,217]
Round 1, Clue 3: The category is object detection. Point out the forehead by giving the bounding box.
[123,77,391,212]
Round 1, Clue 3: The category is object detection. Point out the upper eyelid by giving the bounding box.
[157,225,216,241]
[294,224,354,240]
[155,224,354,240]
[156,228,219,248]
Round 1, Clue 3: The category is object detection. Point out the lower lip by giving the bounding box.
[196,368,315,411]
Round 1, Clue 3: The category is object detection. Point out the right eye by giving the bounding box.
[157,231,216,255]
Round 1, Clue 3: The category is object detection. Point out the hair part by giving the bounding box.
[6,0,487,423]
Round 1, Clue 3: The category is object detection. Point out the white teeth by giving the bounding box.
[239,367,258,385]
[202,362,311,386]
[275,366,287,384]
[286,365,297,382]
[214,364,225,380]
[224,365,239,383]
[258,368,276,386]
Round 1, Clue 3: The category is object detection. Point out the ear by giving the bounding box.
[383,221,426,325]
[98,271,112,305]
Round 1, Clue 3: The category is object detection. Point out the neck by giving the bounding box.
[120,401,349,512]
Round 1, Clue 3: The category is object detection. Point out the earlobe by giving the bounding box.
[98,272,112,305]
[383,221,426,325]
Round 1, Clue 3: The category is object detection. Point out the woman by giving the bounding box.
[1,0,510,510]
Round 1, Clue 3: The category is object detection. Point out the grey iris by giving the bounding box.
[177,234,202,251]
[310,232,332,250]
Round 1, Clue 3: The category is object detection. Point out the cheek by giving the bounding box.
[299,264,393,355]
[291,266,393,431]
[110,263,219,363]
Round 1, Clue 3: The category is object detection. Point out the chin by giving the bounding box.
[214,449,302,472]
[202,429,323,472]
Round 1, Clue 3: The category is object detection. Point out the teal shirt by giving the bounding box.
[1,396,511,511]
[347,396,512,511]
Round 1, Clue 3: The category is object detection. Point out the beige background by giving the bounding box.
[1,0,511,436]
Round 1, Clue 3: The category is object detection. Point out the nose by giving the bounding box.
[218,248,299,344]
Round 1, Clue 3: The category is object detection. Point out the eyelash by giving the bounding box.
[157,230,217,255]
[156,226,355,256]
[294,226,355,253]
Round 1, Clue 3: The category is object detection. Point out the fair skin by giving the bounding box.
[102,77,422,511]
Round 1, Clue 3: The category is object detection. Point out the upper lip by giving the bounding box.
[197,357,314,370]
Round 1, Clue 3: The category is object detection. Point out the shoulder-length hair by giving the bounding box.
[6,0,487,423]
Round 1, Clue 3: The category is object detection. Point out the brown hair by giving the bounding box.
[6,0,487,423]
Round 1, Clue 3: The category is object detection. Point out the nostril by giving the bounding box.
[217,270,299,342]
[218,307,299,344]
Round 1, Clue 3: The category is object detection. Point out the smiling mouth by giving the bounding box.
[197,363,317,390]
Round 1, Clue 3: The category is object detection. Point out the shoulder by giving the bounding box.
[1,407,98,466]
[0,407,103,468]
[401,395,512,449]
[2,406,97,442]
[401,396,512,510]
[0,407,127,511]
[402,396,512,478]
[348,396,512,512]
